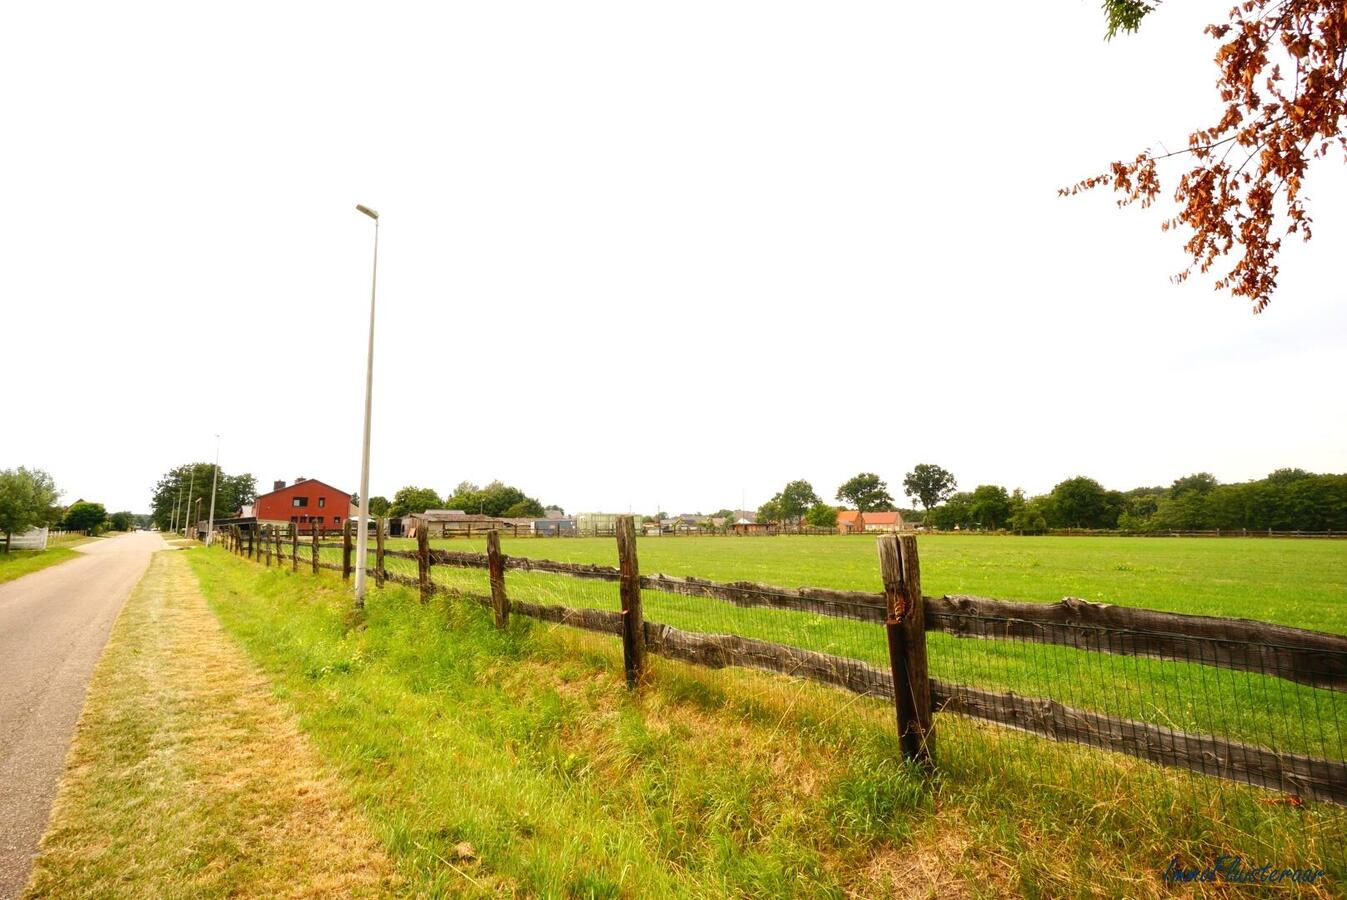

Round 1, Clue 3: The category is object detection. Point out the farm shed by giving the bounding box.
[532,517,577,536]
[732,518,770,535]
[410,510,499,537]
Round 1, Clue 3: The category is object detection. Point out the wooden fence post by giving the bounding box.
[264,525,272,567]
[342,519,353,581]
[311,523,320,574]
[290,525,298,572]
[616,514,645,688]
[417,525,431,603]
[247,527,254,559]
[878,534,933,765]
[275,526,283,566]
[374,517,385,587]
[486,529,508,628]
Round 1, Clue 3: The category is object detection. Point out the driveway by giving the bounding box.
[0,531,166,899]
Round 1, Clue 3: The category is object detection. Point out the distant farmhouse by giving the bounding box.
[836,509,906,534]
[253,477,360,533]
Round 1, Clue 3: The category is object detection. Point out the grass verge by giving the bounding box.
[0,547,79,585]
[25,551,397,899]
[186,547,1343,897]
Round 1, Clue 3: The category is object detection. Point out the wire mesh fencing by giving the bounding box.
[216,519,1347,872]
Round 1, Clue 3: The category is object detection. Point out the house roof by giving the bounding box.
[837,510,863,525]
[413,510,492,522]
[863,511,903,525]
[253,478,351,502]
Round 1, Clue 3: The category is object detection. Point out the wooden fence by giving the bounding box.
[218,517,1347,805]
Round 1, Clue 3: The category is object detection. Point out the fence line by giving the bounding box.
[217,518,1347,806]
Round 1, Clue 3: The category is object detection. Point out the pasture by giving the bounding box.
[187,538,1347,895]
[371,534,1347,760]
[392,533,1347,632]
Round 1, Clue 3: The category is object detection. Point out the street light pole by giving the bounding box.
[207,434,220,546]
[353,204,379,608]
[182,466,196,536]
[171,474,183,533]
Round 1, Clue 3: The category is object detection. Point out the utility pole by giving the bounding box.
[171,473,183,533]
[353,204,379,608]
[182,465,196,535]
[206,435,220,546]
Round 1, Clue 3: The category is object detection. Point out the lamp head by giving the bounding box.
[356,204,379,220]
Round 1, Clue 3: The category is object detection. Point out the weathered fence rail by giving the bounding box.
[218,518,1347,804]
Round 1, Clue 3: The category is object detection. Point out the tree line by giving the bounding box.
[747,464,1347,534]
[150,463,258,531]
[922,468,1347,533]
[375,481,552,520]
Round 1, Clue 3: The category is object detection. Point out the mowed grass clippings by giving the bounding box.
[25,551,397,899]
[0,547,79,585]
[187,547,1344,897]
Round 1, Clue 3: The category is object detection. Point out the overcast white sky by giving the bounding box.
[3,1,1343,516]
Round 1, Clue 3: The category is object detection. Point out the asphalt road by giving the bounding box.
[0,532,166,899]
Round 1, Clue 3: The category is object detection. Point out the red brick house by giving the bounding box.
[836,510,865,533]
[253,478,353,533]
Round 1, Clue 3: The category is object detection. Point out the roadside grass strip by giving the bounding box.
[0,548,79,586]
[181,547,1341,897]
[25,551,398,899]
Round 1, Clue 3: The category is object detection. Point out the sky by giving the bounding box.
[3,1,1344,516]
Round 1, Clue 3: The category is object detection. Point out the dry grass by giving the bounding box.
[24,551,397,899]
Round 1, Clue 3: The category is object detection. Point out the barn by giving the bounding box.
[253,478,355,533]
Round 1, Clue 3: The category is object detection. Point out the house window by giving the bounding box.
[318,497,326,508]
[292,497,309,508]
[315,516,323,524]
[290,515,297,523]
[333,515,341,525]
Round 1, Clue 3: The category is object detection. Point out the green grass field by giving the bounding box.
[388,533,1347,632]
[0,547,79,585]
[188,546,1346,895]
[363,535,1347,763]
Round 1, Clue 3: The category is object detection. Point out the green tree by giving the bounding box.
[0,467,61,552]
[926,492,973,530]
[108,510,133,531]
[903,464,957,514]
[1010,495,1052,533]
[764,480,821,524]
[967,485,1013,530]
[150,464,256,530]
[63,501,107,533]
[445,480,546,518]
[501,500,545,518]
[389,486,443,518]
[1048,477,1113,528]
[1169,472,1219,499]
[367,496,392,517]
[804,502,838,529]
[835,473,895,513]
[755,498,782,524]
